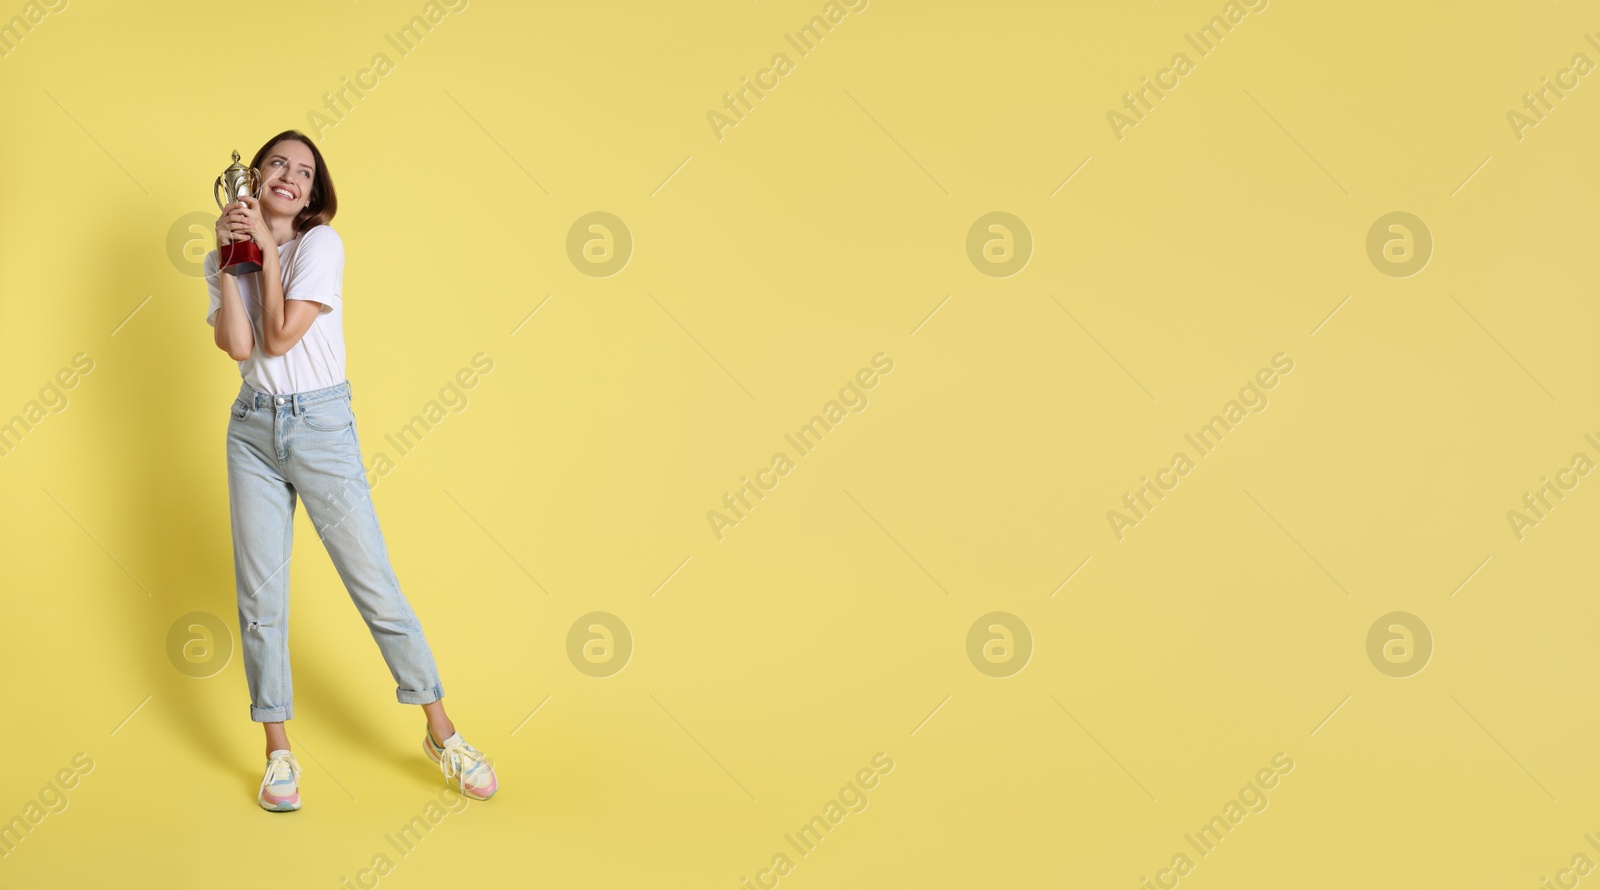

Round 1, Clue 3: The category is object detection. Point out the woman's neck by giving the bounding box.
[264,210,298,247]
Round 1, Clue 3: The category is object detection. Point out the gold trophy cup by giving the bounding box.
[213,150,263,274]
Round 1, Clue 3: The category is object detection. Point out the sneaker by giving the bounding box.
[423,729,498,800]
[258,749,302,812]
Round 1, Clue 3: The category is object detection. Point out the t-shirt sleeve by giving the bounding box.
[204,249,221,327]
[286,226,344,315]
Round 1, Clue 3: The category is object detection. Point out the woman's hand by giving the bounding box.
[233,196,274,251]
[215,208,235,246]
[220,200,255,246]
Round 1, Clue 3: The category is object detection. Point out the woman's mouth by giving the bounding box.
[270,186,296,200]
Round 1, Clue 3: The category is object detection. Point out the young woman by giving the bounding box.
[206,130,498,812]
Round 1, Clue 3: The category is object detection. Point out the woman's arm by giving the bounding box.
[234,197,324,357]
[212,267,255,361]
[211,208,255,361]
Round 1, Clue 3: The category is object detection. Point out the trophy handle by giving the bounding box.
[213,168,263,209]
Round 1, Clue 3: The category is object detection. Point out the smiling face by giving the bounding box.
[259,139,316,216]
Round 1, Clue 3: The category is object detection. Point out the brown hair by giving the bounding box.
[248,129,337,233]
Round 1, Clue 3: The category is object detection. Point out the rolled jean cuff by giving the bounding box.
[252,704,293,723]
[397,684,443,705]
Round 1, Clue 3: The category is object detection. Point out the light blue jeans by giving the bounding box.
[226,379,443,722]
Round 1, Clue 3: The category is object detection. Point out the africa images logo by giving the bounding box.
[1105,353,1294,540]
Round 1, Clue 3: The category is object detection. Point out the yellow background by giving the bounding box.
[1,0,1596,887]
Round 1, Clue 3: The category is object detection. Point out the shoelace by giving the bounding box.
[435,738,490,793]
[259,752,301,800]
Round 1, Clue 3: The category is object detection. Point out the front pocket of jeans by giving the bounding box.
[302,401,352,432]
[231,399,249,420]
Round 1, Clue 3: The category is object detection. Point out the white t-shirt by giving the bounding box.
[205,225,346,395]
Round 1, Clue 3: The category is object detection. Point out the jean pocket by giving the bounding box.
[302,398,353,432]
[231,399,249,420]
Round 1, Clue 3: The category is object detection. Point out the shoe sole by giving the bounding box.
[259,797,300,812]
[423,736,496,800]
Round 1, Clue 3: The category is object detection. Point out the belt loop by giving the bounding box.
[293,393,303,416]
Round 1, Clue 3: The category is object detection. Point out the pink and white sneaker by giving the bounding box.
[258,749,302,812]
[424,729,498,800]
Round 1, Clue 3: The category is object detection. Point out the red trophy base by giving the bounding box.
[220,239,263,275]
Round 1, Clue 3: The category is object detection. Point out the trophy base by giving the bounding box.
[220,239,263,275]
